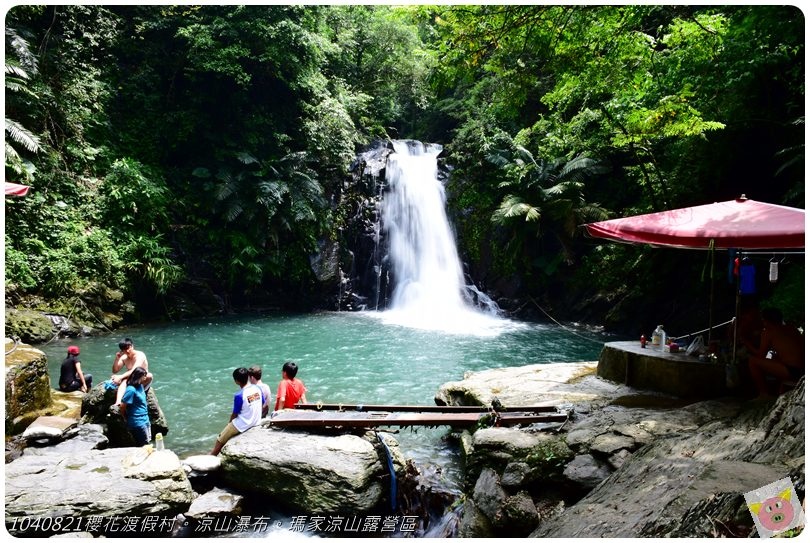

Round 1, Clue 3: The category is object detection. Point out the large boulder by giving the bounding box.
[5,448,194,536]
[219,426,403,514]
[4,340,52,434]
[461,426,574,488]
[435,362,644,409]
[457,498,495,538]
[185,487,245,520]
[80,382,169,446]
[460,467,540,537]
[4,310,54,344]
[562,454,613,490]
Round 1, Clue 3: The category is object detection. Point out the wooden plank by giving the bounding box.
[295,403,559,413]
[264,409,568,429]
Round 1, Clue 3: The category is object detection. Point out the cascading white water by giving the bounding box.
[380,140,511,335]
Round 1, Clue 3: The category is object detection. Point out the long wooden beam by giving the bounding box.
[294,403,559,413]
[265,409,568,429]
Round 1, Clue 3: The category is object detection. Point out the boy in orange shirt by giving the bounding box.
[274,361,307,411]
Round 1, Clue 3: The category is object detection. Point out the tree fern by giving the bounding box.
[5,26,42,180]
[488,131,608,275]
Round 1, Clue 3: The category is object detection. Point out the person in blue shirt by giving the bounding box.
[210,367,264,456]
[120,366,151,446]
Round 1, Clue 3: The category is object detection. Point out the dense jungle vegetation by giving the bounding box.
[4,5,805,338]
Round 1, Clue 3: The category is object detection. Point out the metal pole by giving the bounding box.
[708,241,715,344]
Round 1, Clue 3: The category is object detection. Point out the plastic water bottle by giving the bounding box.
[651,325,664,347]
[660,328,667,352]
[155,432,164,451]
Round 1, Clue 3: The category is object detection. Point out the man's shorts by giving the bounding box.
[216,422,241,445]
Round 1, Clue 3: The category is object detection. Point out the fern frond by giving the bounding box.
[559,155,596,177]
[514,145,539,168]
[5,64,29,79]
[224,202,244,222]
[5,28,38,73]
[486,151,510,167]
[236,151,258,165]
[577,204,610,223]
[492,195,542,224]
[257,180,287,203]
[5,141,21,162]
[5,118,40,153]
[5,80,38,97]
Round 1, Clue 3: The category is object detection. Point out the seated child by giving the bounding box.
[274,361,307,411]
[211,367,264,456]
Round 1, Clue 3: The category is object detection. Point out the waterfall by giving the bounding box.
[379,140,507,335]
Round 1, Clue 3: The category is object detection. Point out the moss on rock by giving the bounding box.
[4,309,55,344]
[5,341,53,434]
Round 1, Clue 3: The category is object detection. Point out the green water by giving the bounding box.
[40,311,608,479]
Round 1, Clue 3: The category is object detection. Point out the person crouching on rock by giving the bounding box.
[110,338,153,414]
[59,345,92,393]
[210,367,265,456]
[120,367,151,446]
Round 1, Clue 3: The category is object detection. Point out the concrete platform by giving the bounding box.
[597,341,728,398]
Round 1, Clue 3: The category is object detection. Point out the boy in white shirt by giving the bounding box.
[210,367,264,456]
[248,365,272,417]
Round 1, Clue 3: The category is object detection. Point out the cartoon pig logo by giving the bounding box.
[745,478,805,539]
[749,489,795,532]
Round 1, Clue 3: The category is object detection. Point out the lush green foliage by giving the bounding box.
[4,5,804,328]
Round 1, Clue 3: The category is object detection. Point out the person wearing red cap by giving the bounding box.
[58,345,92,393]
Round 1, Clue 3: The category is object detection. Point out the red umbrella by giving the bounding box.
[584,195,805,348]
[584,196,804,250]
[4,182,31,197]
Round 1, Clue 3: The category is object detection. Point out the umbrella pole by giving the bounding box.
[707,242,715,344]
[733,282,740,366]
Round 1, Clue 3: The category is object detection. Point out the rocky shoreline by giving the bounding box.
[437,362,804,537]
[4,341,805,538]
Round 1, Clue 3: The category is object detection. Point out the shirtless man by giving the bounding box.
[746,308,804,398]
[111,338,153,408]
